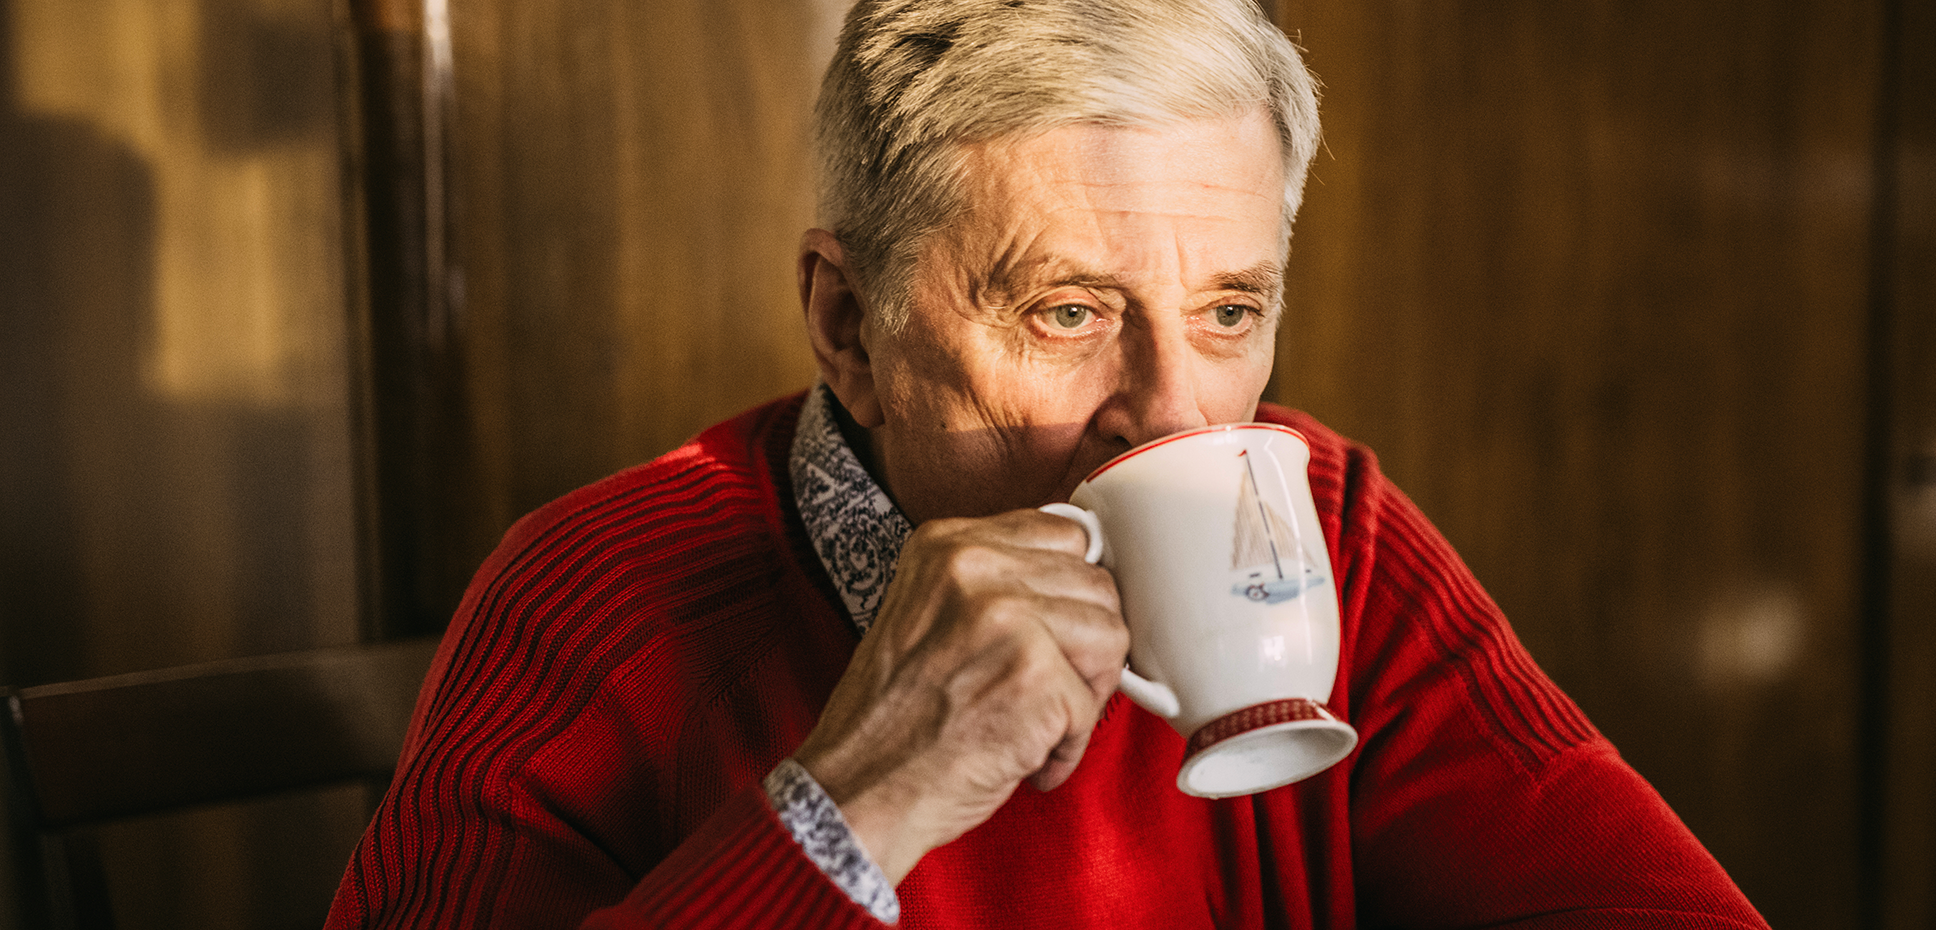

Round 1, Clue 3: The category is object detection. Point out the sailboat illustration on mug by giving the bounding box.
[1229,450,1327,604]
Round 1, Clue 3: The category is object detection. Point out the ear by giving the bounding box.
[798,229,885,428]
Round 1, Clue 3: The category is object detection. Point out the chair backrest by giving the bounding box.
[2,637,439,930]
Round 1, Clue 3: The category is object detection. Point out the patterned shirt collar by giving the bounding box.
[789,384,914,636]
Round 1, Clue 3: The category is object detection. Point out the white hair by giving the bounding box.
[814,0,1322,331]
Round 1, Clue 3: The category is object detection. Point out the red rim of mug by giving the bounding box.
[1082,422,1309,484]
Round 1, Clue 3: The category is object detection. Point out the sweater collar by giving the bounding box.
[789,384,913,636]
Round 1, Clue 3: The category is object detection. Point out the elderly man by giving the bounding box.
[329,1,1768,927]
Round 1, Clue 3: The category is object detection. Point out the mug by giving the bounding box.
[1041,423,1357,798]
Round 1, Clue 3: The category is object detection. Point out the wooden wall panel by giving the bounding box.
[0,0,359,674]
[0,0,363,926]
[420,0,836,612]
[1273,1,1897,926]
[1879,2,1936,926]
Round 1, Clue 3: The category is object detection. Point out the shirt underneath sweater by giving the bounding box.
[326,391,1769,929]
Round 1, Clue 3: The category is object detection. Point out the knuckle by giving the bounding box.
[939,540,1005,581]
[964,590,1027,634]
[1097,603,1130,645]
[1084,565,1124,609]
[1012,639,1065,686]
[1014,635,1060,678]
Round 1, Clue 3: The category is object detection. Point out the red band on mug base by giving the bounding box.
[1185,698,1340,758]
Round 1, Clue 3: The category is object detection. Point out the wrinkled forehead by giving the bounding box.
[972,111,1282,200]
[929,112,1291,280]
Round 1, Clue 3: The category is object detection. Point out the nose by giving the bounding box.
[1094,314,1208,449]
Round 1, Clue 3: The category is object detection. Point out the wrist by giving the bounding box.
[763,759,902,922]
[795,746,930,885]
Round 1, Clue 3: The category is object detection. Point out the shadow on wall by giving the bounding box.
[0,0,358,681]
[0,0,367,927]
[195,0,338,153]
[0,0,156,691]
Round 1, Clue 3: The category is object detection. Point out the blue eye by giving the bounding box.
[1214,305,1249,327]
[1049,305,1092,329]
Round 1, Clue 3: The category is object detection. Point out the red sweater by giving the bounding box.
[326,394,1767,929]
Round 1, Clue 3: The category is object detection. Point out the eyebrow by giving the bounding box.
[1210,263,1286,296]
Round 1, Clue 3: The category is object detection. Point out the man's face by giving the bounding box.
[856,109,1287,523]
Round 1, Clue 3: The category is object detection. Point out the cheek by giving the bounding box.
[906,331,1097,427]
[997,355,1123,426]
[1203,342,1277,418]
[871,328,973,418]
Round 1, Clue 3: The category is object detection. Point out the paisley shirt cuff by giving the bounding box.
[762,757,901,924]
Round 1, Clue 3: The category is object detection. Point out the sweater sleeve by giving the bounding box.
[1320,440,1769,928]
[324,397,894,929]
[324,648,894,930]
[763,759,901,921]
[578,781,889,929]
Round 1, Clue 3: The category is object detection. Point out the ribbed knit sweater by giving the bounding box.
[326,393,1768,929]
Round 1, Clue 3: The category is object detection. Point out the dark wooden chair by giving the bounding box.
[2,638,439,930]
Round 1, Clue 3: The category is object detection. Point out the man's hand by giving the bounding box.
[793,508,1128,885]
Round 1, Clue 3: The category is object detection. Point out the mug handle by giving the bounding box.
[1038,503,1182,719]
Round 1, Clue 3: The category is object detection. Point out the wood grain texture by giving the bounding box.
[1878,2,1936,926]
[0,1,365,927]
[1272,1,1906,926]
[442,0,834,537]
[1,0,359,677]
[350,0,843,631]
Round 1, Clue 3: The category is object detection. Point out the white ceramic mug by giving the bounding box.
[1040,423,1357,798]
